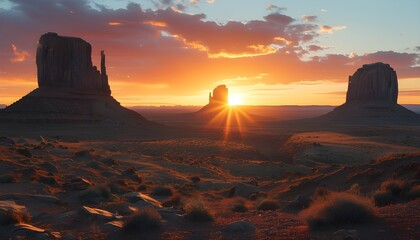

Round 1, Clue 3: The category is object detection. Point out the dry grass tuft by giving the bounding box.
[374,179,419,207]
[184,200,214,222]
[300,192,376,230]
[162,194,182,208]
[122,208,162,234]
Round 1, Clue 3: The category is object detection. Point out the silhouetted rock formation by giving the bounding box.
[322,62,419,121]
[37,32,110,95]
[209,85,228,106]
[0,33,153,126]
[346,62,398,104]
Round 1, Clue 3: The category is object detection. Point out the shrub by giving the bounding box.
[300,192,376,230]
[184,200,214,222]
[151,186,173,196]
[79,185,114,203]
[230,198,248,213]
[380,179,409,196]
[312,186,331,201]
[190,176,201,183]
[374,179,419,206]
[122,208,162,234]
[257,199,280,211]
[162,194,182,208]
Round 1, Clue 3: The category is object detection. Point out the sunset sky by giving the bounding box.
[1,0,419,106]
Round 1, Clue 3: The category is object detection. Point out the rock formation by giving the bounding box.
[0,33,153,126]
[323,62,418,121]
[346,62,398,104]
[208,85,229,106]
[36,32,110,95]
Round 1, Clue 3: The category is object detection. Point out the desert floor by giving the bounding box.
[0,110,419,239]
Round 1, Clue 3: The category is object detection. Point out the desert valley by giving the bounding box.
[1,1,420,240]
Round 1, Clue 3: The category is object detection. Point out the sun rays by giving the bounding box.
[204,104,255,141]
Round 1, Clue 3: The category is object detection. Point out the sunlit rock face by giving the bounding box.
[322,62,418,121]
[346,62,398,104]
[209,85,229,106]
[36,32,110,95]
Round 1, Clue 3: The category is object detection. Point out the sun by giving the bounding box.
[228,93,243,106]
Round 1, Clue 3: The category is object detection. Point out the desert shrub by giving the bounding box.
[300,192,376,230]
[184,200,214,222]
[257,199,280,211]
[190,176,201,183]
[122,208,162,233]
[380,179,409,196]
[230,198,248,212]
[374,179,419,206]
[151,186,173,196]
[312,186,331,202]
[79,185,114,203]
[0,203,31,225]
[162,194,182,208]
[347,183,361,195]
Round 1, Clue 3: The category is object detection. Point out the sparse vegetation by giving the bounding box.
[374,179,419,207]
[257,199,280,211]
[79,185,114,203]
[162,194,182,207]
[184,200,214,222]
[300,192,376,229]
[151,186,173,196]
[190,176,201,183]
[0,203,31,225]
[230,198,248,212]
[122,208,162,234]
[312,186,331,201]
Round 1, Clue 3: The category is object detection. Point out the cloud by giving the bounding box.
[302,15,317,23]
[10,44,30,62]
[267,4,286,12]
[307,45,334,52]
[319,25,346,34]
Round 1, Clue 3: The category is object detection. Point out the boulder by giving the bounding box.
[123,192,162,208]
[79,206,120,221]
[332,229,360,240]
[223,220,256,233]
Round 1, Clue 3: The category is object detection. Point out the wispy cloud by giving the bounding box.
[319,25,347,34]
[10,44,30,63]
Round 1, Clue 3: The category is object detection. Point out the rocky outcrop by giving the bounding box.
[346,62,398,104]
[37,32,110,95]
[0,33,155,127]
[322,62,419,122]
[209,85,228,106]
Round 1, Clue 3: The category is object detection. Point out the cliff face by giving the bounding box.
[36,32,110,95]
[0,33,154,126]
[346,62,398,104]
[322,62,418,121]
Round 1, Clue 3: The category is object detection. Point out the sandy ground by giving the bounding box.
[0,118,419,239]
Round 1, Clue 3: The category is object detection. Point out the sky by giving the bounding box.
[1,0,419,106]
